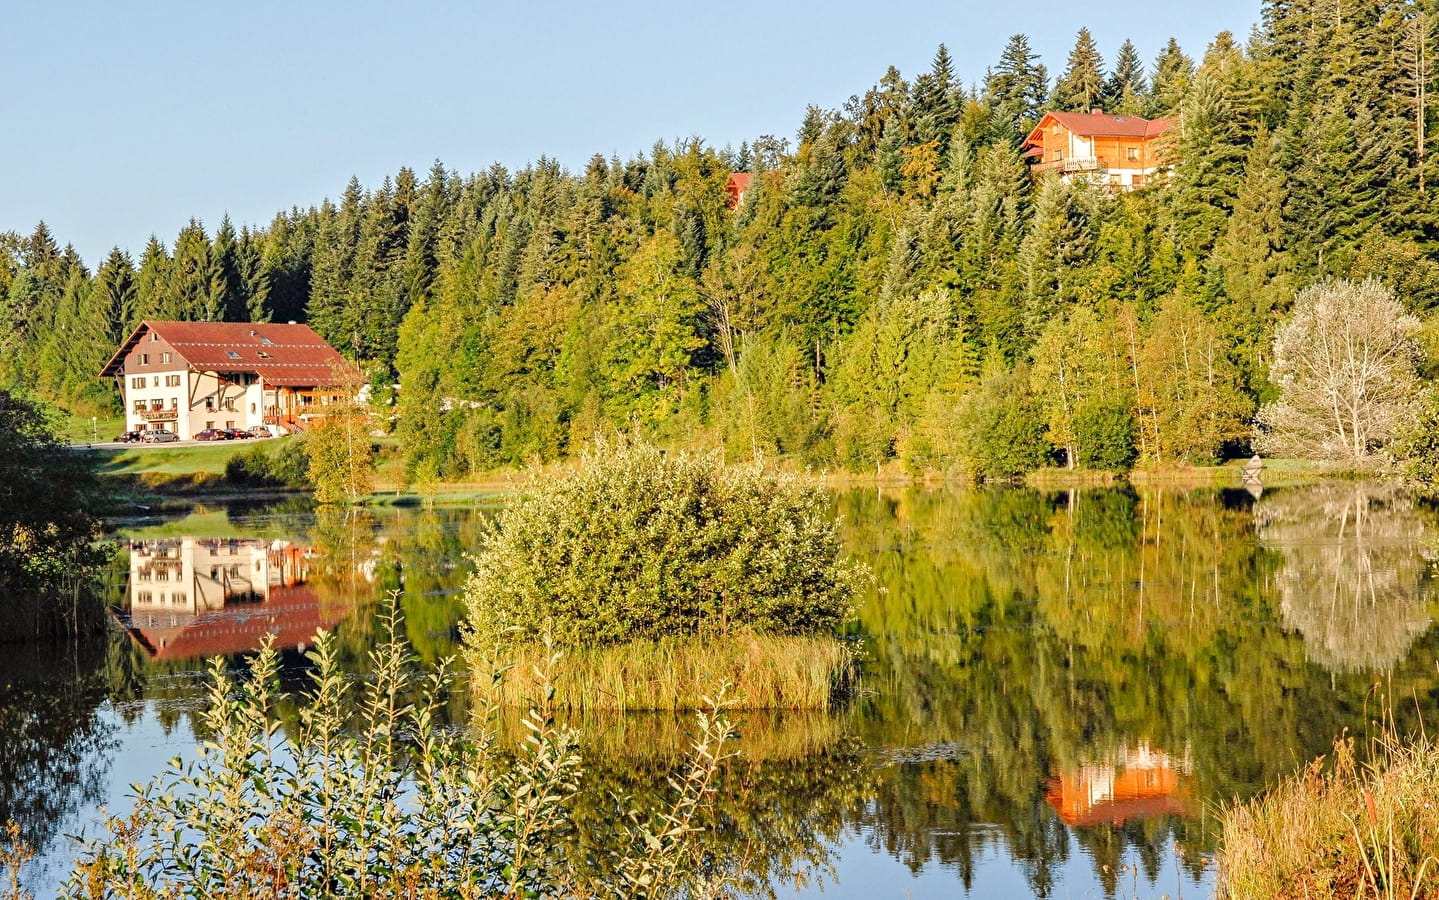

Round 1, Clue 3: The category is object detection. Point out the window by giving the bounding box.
[250,403,257,414]
[225,421,235,430]
[161,352,172,364]
[150,399,163,411]
[169,398,178,410]
[131,376,145,389]
[1126,147,1139,161]
[140,353,150,365]
[257,351,272,359]
[223,399,236,412]
[259,336,273,345]
[165,374,181,387]
[133,400,146,413]
[227,351,242,360]
[152,376,159,387]
[150,333,159,342]
[205,421,215,429]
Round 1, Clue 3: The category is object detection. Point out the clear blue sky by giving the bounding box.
[2,1,1258,265]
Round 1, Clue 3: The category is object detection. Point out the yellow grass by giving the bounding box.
[1218,729,1439,899]
[475,634,858,712]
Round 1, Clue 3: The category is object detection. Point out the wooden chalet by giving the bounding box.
[1022,109,1176,190]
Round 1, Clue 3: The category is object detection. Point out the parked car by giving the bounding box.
[194,428,230,441]
[142,429,180,443]
[226,428,255,440]
[247,425,274,438]
[114,430,143,443]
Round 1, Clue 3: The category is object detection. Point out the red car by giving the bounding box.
[194,428,231,441]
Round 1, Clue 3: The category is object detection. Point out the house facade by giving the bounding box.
[99,321,351,438]
[1022,110,1176,189]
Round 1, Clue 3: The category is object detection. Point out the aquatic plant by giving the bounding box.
[1218,727,1439,899]
[64,597,734,899]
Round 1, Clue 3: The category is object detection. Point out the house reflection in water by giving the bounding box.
[1044,743,1194,827]
[121,538,345,661]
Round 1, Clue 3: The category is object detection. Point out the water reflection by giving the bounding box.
[1256,482,1437,671]
[5,485,1439,899]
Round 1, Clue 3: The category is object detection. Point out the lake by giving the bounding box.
[6,482,1438,898]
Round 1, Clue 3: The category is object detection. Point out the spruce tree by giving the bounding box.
[1051,28,1108,112]
[983,34,1049,135]
[1104,39,1148,114]
[1147,38,1194,117]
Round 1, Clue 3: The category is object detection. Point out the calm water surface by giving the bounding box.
[7,483,1439,898]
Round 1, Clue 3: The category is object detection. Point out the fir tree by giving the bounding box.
[1051,28,1108,112]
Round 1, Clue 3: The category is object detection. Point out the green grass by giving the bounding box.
[57,411,125,445]
[86,437,301,477]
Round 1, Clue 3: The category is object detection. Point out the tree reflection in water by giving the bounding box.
[1256,482,1437,672]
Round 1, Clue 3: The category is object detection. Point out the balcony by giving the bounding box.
[1031,156,1107,176]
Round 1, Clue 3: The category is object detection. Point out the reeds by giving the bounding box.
[1218,728,1439,899]
[476,633,859,712]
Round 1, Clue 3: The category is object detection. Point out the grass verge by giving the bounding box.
[476,634,859,712]
[1218,730,1439,899]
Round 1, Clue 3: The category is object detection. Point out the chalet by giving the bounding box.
[1022,109,1176,190]
[99,320,352,439]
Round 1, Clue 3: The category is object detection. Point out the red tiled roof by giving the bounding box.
[100,320,352,385]
[1023,111,1177,148]
[122,584,346,662]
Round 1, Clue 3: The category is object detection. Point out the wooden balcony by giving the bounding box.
[1031,156,1107,175]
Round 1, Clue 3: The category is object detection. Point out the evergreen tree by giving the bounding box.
[1051,28,1108,112]
[1147,37,1194,117]
[1104,39,1148,113]
[984,34,1049,135]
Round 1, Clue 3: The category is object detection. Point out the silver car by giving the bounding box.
[142,429,180,443]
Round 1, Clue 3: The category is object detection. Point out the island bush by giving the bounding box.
[463,440,865,709]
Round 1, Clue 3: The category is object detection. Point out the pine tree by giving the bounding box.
[1147,38,1194,117]
[911,44,962,145]
[1051,28,1108,112]
[1104,39,1148,114]
[210,214,247,321]
[984,34,1049,135]
[133,236,171,321]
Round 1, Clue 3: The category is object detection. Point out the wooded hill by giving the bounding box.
[4,0,1438,479]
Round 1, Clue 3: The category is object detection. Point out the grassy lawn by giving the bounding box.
[57,410,126,444]
[86,437,299,477]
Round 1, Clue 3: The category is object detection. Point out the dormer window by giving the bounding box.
[227,351,242,360]
[257,352,272,359]
[259,336,273,345]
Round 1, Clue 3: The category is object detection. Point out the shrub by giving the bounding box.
[1073,398,1137,471]
[65,598,735,900]
[463,440,864,649]
[224,440,312,489]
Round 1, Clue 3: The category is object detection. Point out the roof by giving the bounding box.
[1023,111,1177,148]
[100,320,352,385]
[120,584,346,662]
[727,172,753,192]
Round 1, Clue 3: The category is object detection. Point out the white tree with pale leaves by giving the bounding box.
[1256,278,1422,466]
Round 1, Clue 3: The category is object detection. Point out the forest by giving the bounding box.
[3,0,1438,480]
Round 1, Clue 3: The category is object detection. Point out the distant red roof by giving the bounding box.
[1023,111,1176,148]
[100,320,352,385]
[725,172,753,210]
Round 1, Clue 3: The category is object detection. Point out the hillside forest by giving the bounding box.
[5,0,1439,480]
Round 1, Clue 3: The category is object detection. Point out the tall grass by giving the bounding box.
[1218,728,1439,899]
[476,634,859,712]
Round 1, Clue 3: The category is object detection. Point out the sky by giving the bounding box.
[2,0,1259,265]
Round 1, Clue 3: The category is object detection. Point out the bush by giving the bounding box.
[463,440,864,649]
[954,366,1051,481]
[1074,398,1137,470]
[224,440,312,489]
[65,599,735,900]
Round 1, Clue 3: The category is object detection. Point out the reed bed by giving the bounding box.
[477,634,858,712]
[1217,729,1439,899]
